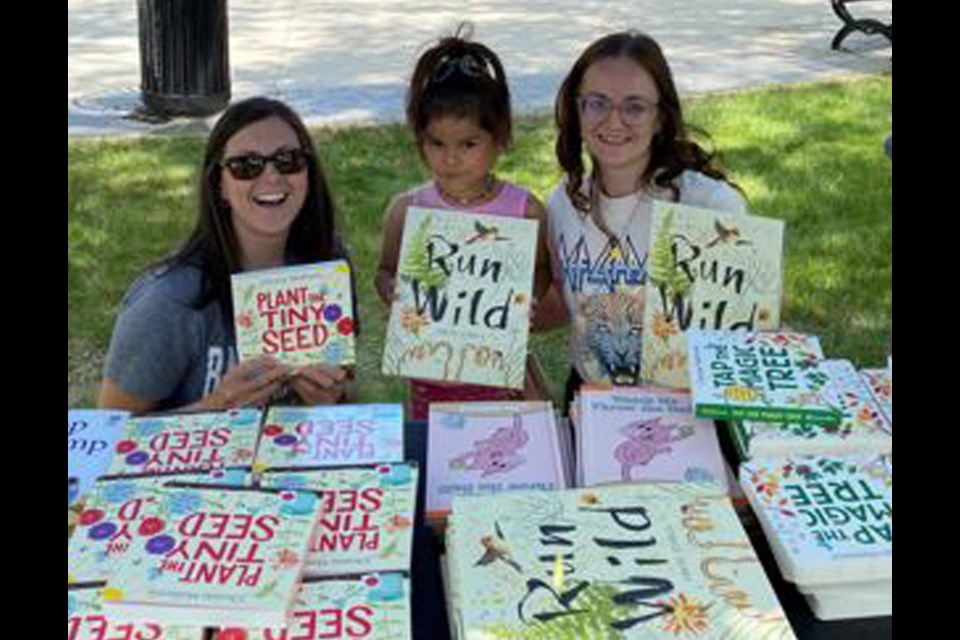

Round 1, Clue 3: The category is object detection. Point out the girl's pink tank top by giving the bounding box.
[410,181,529,216]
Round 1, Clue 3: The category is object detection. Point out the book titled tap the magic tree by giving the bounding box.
[641,202,785,388]
[382,207,539,389]
[739,453,892,588]
[102,483,321,628]
[445,482,797,639]
[730,359,892,461]
[687,331,842,426]
[231,260,356,366]
[255,404,404,471]
[259,463,418,577]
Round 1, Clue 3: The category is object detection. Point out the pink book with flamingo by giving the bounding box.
[576,387,729,492]
[425,402,568,521]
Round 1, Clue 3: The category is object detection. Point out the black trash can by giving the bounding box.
[138,0,230,117]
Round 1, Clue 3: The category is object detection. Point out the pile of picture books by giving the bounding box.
[68,405,416,639]
[425,401,570,524]
[570,386,732,494]
[442,482,799,639]
[686,329,893,620]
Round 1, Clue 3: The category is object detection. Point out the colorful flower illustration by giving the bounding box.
[659,593,710,634]
[400,307,430,335]
[652,311,679,341]
[271,548,300,570]
[337,317,355,335]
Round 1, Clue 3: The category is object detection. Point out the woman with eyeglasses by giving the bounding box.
[98,97,355,414]
[547,31,747,412]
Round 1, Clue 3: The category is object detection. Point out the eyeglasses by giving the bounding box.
[221,148,310,180]
[578,93,659,127]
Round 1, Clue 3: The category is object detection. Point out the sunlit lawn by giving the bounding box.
[68,75,892,408]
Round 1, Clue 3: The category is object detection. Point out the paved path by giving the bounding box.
[68,0,891,136]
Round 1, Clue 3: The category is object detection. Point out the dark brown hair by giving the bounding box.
[406,23,512,153]
[163,97,347,316]
[555,30,740,214]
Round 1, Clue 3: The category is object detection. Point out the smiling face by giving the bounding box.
[579,56,662,188]
[420,115,501,203]
[220,116,309,266]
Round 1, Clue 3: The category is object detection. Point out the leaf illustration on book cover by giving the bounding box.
[399,213,448,289]
[648,208,692,309]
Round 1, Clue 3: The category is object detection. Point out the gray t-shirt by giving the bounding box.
[104,264,235,411]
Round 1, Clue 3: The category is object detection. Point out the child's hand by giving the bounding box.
[289,364,350,405]
[207,356,288,410]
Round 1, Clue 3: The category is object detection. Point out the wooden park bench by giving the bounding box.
[830,0,892,50]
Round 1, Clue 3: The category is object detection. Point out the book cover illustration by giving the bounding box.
[577,387,728,491]
[446,483,796,639]
[641,202,785,388]
[382,207,539,389]
[426,402,567,519]
[68,585,205,640]
[859,368,892,426]
[69,410,131,506]
[235,573,412,639]
[255,404,404,472]
[231,260,356,366]
[104,410,261,477]
[102,484,321,628]
[732,360,892,460]
[740,454,892,586]
[688,331,842,426]
[68,472,252,585]
[259,463,418,577]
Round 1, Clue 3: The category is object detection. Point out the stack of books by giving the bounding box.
[687,329,893,620]
[727,359,892,461]
[443,482,798,639]
[222,403,415,638]
[739,453,892,620]
[571,386,731,493]
[425,401,570,524]
[67,404,416,639]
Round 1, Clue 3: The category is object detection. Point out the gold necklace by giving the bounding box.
[437,174,497,207]
[603,191,646,261]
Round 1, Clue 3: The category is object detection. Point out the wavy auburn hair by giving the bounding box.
[555,31,739,214]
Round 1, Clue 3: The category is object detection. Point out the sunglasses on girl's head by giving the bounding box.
[221,148,310,180]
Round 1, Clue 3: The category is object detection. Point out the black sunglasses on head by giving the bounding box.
[221,148,310,180]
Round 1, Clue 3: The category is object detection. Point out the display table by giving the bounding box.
[402,420,892,639]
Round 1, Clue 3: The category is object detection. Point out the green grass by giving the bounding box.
[68,75,892,408]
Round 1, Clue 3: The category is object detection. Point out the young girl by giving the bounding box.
[375,25,553,420]
[99,97,356,414]
[548,31,747,411]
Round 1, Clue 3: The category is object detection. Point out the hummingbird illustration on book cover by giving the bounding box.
[475,521,523,573]
[464,221,510,245]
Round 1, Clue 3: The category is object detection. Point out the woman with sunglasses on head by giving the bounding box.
[98,97,356,415]
[548,31,747,412]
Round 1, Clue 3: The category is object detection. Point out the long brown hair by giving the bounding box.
[555,31,740,215]
[163,97,347,317]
